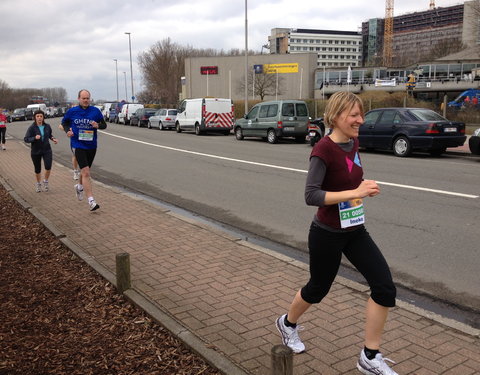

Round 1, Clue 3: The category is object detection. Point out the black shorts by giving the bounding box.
[74,148,97,169]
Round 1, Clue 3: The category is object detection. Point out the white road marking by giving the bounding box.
[101,131,479,199]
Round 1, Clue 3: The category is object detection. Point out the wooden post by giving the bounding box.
[116,253,131,293]
[443,94,448,117]
[271,345,293,375]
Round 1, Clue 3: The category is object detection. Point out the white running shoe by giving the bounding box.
[357,350,399,375]
[43,180,49,192]
[74,184,84,201]
[275,314,305,354]
[73,169,80,180]
[35,183,42,193]
[89,199,100,211]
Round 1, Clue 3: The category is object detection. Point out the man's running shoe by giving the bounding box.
[43,180,49,192]
[35,183,42,193]
[73,169,80,180]
[357,350,399,375]
[74,184,84,201]
[275,314,305,354]
[89,199,100,211]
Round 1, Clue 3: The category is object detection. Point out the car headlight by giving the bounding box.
[473,128,480,137]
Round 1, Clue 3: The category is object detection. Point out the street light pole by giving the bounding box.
[113,59,119,102]
[244,0,248,114]
[123,71,128,101]
[125,32,134,102]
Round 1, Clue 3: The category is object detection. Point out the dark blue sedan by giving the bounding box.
[359,108,466,157]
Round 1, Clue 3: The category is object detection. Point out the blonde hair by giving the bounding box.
[324,91,364,128]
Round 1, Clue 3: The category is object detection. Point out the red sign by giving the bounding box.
[200,66,218,75]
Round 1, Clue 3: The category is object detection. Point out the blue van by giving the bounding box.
[448,89,480,108]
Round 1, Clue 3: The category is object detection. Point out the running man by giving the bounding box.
[61,89,107,211]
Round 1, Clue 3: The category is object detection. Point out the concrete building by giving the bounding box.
[180,53,317,102]
[268,28,363,68]
[362,1,479,67]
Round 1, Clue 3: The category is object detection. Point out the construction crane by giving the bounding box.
[383,0,394,67]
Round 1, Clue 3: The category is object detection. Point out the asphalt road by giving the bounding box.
[6,118,480,312]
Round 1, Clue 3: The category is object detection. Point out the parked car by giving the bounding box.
[469,128,480,155]
[307,117,326,147]
[176,98,233,135]
[234,100,309,144]
[130,108,157,127]
[27,103,47,114]
[359,108,466,157]
[10,108,34,122]
[118,103,144,125]
[102,102,117,120]
[148,109,178,130]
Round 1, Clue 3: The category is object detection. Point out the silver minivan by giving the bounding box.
[234,100,309,144]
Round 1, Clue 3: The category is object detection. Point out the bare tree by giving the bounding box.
[236,72,285,100]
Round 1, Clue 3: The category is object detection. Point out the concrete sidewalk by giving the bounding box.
[1,140,479,375]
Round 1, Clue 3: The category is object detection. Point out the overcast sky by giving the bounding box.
[0,0,462,102]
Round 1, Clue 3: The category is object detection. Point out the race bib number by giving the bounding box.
[79,129,94,141]
[338,199,365,228]
[0,121,5,126]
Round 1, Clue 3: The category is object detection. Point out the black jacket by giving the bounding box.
[24,123,55,155]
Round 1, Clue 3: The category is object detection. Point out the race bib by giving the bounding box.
[78,129,94,141]
[338,199,365,228]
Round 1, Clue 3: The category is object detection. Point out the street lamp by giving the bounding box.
[123,71,128,101]
[125,32,134,102]
[244,0,248,114]
[113,59,119,102]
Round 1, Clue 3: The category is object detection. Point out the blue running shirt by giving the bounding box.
[62,106,104,150]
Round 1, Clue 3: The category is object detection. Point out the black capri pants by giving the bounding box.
[301,222,396,308]
[0,127,6,144]
[31,151,53,174]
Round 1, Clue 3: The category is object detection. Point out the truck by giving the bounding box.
[448,89,480,108]
[175,98,234,135]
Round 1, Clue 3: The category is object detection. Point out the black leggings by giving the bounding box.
[0,127,5,144]
[31,151,53,174]
[301,222,396,307]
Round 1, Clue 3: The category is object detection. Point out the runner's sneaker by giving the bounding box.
[275,314,305,353]
[43,180,49,192]
[35,183,42,193]
[1,145,5,150]
[74,184,84,201]
[73,169,80,180]
[357,350,399,375]
[89,199,100,211]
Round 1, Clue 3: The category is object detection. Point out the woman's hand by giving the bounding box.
[35,135,41,140]
[356,180,380,198]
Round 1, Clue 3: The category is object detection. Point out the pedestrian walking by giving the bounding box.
[275,91,398,375]
[0,111,7,150]
[23,110,58,192]
[61,89,106,211]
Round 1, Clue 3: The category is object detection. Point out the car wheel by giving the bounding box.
[147,121,152,129]
[267,129,278,144]
[310,134,320,147]
[176,123,182,133]
[159,122,164,130]
[429,148,446,157]
[235,127,244,140]
[469,136,480,155]
[195,124,202,135]
[393,136,412,157]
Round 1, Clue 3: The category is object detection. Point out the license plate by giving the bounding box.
[309,131,317,137]
[284,127,294,131]
[444,127,456,132]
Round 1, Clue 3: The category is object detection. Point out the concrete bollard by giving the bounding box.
[116,252,131,293]
[271,345,293,375]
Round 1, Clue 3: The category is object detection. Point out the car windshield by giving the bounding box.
[408,109,446,122]
[167,110,177,116]
[14,109,25,114]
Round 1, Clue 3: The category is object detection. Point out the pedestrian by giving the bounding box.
[23,110,58,192]
[275,91,398,375]
[0,111,7,150]
[61,89,107,211]
[58,123,81,180]
[471,96,478,107]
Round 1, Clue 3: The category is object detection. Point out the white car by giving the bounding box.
[148,109,178,130]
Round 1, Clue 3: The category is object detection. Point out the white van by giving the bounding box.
[175,98,234,135]
[118,103,144,125]
[27,103,48,114]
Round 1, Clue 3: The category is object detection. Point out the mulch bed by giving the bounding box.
[0,184,222,375]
